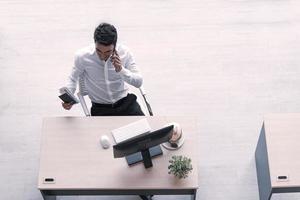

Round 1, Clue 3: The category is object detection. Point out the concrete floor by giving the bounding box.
[1,0,300,199]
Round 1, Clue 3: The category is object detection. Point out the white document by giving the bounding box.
[112,118,152,143]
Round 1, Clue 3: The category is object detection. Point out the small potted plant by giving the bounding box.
[168,155,193,179]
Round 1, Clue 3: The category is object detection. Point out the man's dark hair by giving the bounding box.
[94,23,118,46]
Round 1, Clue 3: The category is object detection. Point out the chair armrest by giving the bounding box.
[77,92,91,116]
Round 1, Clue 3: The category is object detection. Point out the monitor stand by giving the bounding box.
[125,145,163,168]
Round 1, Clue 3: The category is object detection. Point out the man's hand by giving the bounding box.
[111,51,123,72]
[62,102,73,110]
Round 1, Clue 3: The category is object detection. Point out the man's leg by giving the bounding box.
[116,94,145,116]
[91,106,118,116]
[126,101,145,116]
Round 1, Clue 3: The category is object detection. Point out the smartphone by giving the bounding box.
[110,46,116,61]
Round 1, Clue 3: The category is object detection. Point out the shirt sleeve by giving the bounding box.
[118,50,143,88]
[66,54,84,94]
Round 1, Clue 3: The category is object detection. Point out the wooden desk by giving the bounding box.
[38,116,199,200]
[255,114,300,200]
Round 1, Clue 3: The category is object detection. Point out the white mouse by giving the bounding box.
[100,135,110,149]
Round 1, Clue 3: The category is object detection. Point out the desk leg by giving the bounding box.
[191,189,197,200]
[41,191,56,200]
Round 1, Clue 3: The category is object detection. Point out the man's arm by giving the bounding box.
[112,50,143,88]
[62,54,84,110]
[66,54,84,93]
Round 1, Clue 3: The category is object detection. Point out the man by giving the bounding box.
[62,23,144,116]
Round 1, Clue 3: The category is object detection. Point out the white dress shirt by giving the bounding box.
[66,43,143,104]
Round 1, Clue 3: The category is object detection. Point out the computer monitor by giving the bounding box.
[113,125,174,168]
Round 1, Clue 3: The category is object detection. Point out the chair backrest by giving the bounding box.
[77,75,153,117]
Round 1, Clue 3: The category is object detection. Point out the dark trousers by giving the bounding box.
[91,94,145,116]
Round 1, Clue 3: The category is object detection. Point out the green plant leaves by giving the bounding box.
[168,155,193,179]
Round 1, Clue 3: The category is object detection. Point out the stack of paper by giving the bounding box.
[112,118,152,143]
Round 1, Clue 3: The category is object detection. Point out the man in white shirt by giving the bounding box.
[62,23,144,116]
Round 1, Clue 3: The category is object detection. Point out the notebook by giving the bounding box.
[59,87,79,105]
[112,118,152,143]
